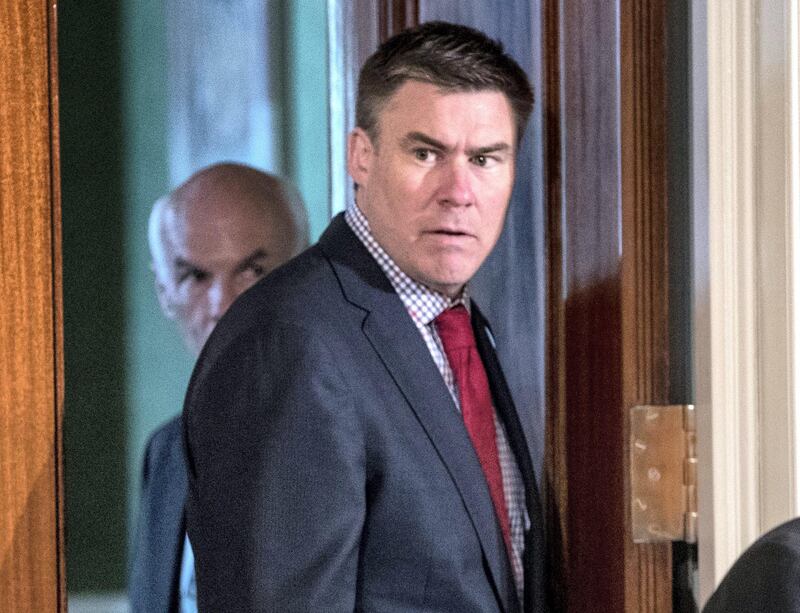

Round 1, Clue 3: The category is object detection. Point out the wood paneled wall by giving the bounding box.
[379,0,418,41]
[0,2,64,611]
[545,0,672,611]
[377,0,419,42]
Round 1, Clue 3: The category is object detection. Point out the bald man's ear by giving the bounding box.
[154,277,176,320]
[347,128,374,188]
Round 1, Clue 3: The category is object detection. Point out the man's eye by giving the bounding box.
[248,263,266,277]
[414,149,437,162]
[472,154,493,167]
[179,269,208,283]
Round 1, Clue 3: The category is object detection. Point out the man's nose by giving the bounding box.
[208,278,237,321]
[438,159,474,207]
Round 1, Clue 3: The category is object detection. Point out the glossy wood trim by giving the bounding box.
[541,0,568,609]
[0,1,64,610]
[50,1,66,608]
[544,0,671,610]
[379,0,419,41]
[620,2,671,610]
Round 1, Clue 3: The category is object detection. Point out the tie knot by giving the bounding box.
[434,305,474,350]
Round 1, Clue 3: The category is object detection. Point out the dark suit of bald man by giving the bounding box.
[129,416,186,612]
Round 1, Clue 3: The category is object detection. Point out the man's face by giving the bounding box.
[348,80,516,297]
[154,197,295,355]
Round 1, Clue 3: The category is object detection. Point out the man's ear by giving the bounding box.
[347,127,374,188]
[154,276,176,320]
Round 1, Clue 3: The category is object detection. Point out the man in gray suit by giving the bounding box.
[184,22,546,612]
[129,162,307,612]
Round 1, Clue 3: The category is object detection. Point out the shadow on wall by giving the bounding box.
[60,1,129,595]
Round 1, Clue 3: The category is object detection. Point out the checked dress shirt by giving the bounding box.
[345,203,529,599]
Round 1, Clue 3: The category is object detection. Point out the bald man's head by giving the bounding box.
[149,163,309,355]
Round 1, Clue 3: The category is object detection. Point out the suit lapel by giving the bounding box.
[471,306,539,506]
[164,423,190,610]
[318,216,515,613]
[142,417,190,611]
[472,305,546,613]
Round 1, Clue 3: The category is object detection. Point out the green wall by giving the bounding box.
[281,1,331,241]
[61,0,330,594]
[118,0,191,565]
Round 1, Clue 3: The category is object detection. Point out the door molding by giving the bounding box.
[697,0,800,602]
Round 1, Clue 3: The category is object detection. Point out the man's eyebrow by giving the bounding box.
[401,132,512,157]
[401,132,448,151]
[466,142,512,157]
[174,256,202,271]
[234,248,269,272]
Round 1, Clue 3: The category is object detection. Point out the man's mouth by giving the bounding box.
[429,228,472,237]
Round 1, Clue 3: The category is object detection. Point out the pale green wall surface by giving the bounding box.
[119,0,194,554]
[282,1,331,241]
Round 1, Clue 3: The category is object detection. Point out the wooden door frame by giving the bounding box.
[378,0,418,41]
[543,1,673,611]
[0,1,65,611]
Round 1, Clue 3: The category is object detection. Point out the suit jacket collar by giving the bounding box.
[319,214,522,613]
[473,306,546,613]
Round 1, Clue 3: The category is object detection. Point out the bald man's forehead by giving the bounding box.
[169,200,287,247]
[172,182,286,216]
[173,167,290,213]
[155,195,292,277]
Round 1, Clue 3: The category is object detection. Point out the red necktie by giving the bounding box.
[435,305,513,559]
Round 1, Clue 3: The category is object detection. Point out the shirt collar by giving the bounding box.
[344,201,469,326]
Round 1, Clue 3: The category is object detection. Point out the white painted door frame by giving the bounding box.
[696,0,800,604]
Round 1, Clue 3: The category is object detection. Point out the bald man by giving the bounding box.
[129,163,308,613]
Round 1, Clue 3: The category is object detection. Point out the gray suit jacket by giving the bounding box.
[129,415,186,612]
[703,517,800,613]
[183,214,546,612]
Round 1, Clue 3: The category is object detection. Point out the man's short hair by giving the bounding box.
[356,21,534,143]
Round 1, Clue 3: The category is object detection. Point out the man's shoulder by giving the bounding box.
[192,243,351,375]
[737,517,800,563]
[704,518,800,612]
[210,221,379,344]
[233,214,383,318]
[757,516,800,546]
[230,244,339,321]
[146,415,182,451]
[143,415,185,480]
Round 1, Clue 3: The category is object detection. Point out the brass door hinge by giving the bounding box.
[630,404,697,543]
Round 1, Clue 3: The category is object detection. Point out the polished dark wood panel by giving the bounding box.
[541,1,568,609]
[621,4,671,609]
[379,0,419,41]
[544,0,671,611]
[0,1,64,611]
